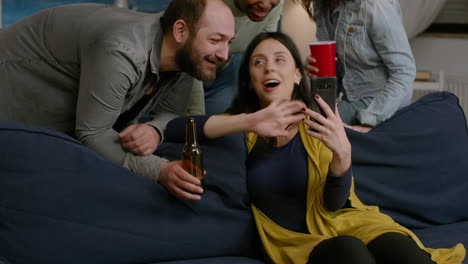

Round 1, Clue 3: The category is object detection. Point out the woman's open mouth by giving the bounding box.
[264,80,280,90]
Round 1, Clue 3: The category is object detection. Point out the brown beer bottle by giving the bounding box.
[182,117,204,185]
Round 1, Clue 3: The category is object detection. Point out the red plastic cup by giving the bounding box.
[308,41,336,77]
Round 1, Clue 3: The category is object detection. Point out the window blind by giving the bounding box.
[434,0,468,24]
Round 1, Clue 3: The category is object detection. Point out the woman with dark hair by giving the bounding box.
[227,31,310,115]
[296,0,416,132]
[163,32,465,263]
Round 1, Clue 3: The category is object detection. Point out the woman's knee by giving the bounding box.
[308,235,375,264]
[368,232,435,264]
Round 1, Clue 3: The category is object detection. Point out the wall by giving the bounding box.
[410,35,468,79]
[411,34,468,116]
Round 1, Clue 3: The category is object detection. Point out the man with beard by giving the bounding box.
[188,0,284,116]
[0,0,235,183]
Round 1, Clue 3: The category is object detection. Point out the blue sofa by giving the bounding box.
[0,122,261,263]
[349,91,468,259]
[0,92,466,263]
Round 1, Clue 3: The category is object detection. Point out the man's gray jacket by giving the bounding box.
[0,3,193,181]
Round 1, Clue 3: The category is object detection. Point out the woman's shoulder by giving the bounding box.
[352,0,401,22]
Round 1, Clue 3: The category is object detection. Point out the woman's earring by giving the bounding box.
[295,81,300,86]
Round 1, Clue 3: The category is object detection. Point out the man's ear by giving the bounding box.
[172,19,189,44]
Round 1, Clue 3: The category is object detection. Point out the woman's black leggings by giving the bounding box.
[307,232,435,264]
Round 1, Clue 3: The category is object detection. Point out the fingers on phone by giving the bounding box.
[314,94,335,118]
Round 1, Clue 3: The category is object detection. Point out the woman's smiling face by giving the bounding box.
[249,38,302,108]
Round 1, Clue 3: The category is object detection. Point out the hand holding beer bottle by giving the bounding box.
[182,117,204,189]
[158,117,204,200]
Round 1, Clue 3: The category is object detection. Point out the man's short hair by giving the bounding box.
[162,0,207,34]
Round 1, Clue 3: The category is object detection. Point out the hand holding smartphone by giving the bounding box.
[309,76,337,117]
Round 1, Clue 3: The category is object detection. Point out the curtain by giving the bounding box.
[399,0,448,39]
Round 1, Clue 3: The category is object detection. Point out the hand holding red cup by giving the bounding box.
[308,41,336,78]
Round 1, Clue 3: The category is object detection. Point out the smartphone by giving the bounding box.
[309,77,337,117]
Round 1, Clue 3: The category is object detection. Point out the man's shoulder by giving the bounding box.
[83,8,162,45]
[84,11,164,63]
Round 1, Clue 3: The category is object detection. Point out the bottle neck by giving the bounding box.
[185,118,198,145]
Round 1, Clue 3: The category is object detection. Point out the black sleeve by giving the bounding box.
[164,115,212,143]
[323,167,352,211]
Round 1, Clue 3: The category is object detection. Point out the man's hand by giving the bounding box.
[118,124,161,156]
[159,161,204,200]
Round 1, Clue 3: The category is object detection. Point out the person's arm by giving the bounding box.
[357,0,416,126]
[75,42,168,182]
[116,73,193,156]
[165,100,307,142]
[161,99,306,200]
[323,168,352,211]
[304,95,351,175]
[302,94,353,211]
[166,114,279,141]
[165,115,211,143]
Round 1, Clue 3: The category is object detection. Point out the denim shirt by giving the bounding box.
[0,4,193,181]
[314,0,416,126]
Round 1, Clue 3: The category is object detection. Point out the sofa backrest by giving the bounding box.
[348,92,468,229]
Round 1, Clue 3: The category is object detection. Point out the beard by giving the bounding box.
[175,37,216,82]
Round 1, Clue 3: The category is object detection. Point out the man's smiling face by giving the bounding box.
[235,0,280,22]
[176,0,235,81]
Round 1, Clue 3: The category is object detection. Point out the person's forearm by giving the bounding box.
[165,115,211,143]
[166,100,305,140]
[203,114,254,138]
[75,126,166,181]
[329,142,351,176]
[323,168,352,211]
[122,152,168,182]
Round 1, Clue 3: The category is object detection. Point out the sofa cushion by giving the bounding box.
[154,256,264,264]
[0,121,260,264]
[347,92,468,229]
[412,221,468,253]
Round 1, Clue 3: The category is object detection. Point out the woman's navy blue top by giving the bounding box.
[165,116,352,233]
[247,133,351,233]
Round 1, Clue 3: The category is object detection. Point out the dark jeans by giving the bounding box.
[307,232,435,264]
